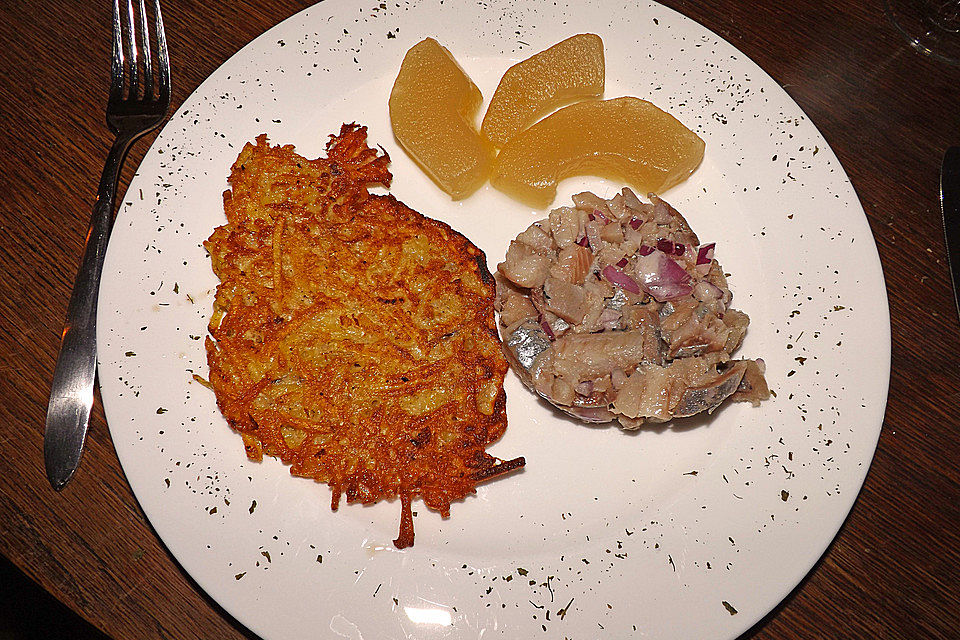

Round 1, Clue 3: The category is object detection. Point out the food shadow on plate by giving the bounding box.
[525,388,742,437]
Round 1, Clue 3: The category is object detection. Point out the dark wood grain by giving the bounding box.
[2,1,958,639]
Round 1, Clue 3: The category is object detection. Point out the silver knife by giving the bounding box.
[941,146,960,321]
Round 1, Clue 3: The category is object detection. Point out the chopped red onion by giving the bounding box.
[629,216,642,230]
[655,239,685,256]
[601,265,641,294]
[592,208,608,223]
[638,244,655,256]
[575,380,594,396]
[616,257,629,268]
[540,319,556,340]
[696,243,716,265]
[695,243,715,275]
[636,250,694,302]
[575,235,590,248]
[656,238,674,254]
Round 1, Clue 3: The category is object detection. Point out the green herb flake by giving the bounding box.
[781,490,789,501]
[235,572,246,580]
[517,567,528,576]
[722,601,738,615]
[125,351,136,357]
[249,500,257,514]
[156,407,168,414]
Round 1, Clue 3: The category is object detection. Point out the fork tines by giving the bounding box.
[112,0,169,105]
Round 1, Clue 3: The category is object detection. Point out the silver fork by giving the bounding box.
[45,0,171,491]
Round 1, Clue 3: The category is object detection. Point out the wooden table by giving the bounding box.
[2,0,959,638]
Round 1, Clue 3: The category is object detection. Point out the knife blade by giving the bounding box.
[941,146,960,321]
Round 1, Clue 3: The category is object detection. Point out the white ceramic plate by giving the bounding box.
[98,1,890,638]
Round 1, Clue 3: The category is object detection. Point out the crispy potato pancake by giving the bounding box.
[204,124,523,548]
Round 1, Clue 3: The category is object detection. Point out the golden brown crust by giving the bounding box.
[205,124,523,548]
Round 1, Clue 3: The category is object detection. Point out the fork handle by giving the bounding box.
[44,132,137,491]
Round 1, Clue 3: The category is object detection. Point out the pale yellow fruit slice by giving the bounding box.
[389,38,494,200]
[481,33,604,148]
[490,97,705,209]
